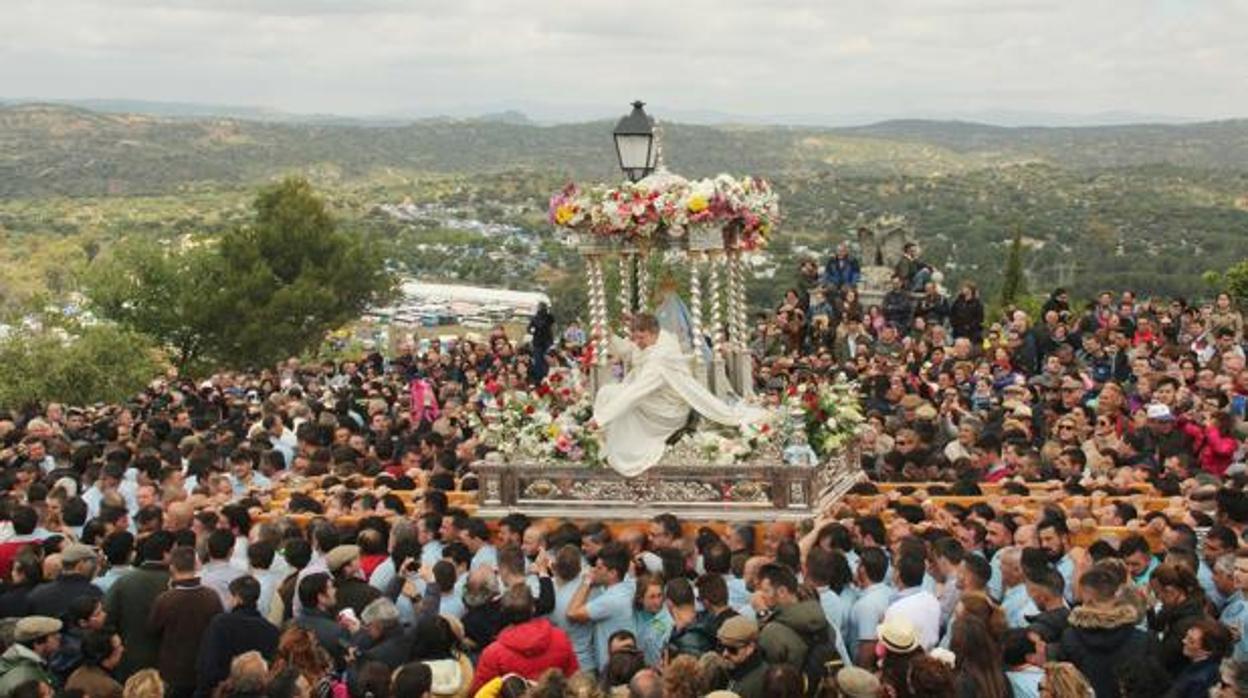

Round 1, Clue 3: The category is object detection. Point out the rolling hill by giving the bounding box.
[5,104,1248,198]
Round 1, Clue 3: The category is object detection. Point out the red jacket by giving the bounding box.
[468,618,578,694]
[1198,424,1238,477]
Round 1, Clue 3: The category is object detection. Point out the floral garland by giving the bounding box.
[782,381,865,458]
[470,370,602,463]
[548,174,779,250]
[471,372,860,467]
[673,420,777,466]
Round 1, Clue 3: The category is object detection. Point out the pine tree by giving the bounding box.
[1000,227,1026,307]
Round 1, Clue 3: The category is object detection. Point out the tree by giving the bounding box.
[0,324,163,410]
[83,239,224,370]
[85,177,397,371]
[1219,259,1248,306]
[999,227,1027,308]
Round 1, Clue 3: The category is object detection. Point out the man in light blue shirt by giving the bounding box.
[1201,526,1239,612]
[806,547,854,645]
[462,518,498,572]
[567,542,637,672]
[1003,628,1046,698]
[228,451,271,497]
[999,547,1039,629]
[847,547,892,667]
[701,540,752,616]
[1037,518,1078,604]
[202,529,247,608]
[93,530,135,595]
[549,545,596,674]
[1224,553,1248,661]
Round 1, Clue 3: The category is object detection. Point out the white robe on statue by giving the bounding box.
[593,330,764,477]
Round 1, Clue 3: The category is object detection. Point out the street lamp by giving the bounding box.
[613,100,658,182]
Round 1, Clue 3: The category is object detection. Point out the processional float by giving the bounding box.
[473,106,862,521]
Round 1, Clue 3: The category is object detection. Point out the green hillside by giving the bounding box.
[1,103,1247,313]
[7,104,1248,198]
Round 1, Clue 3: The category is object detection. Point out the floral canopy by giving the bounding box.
[548,172,779,251]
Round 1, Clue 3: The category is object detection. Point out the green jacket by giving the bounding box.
[0,643,54,697]
[103,562,170,681]
[758,598,829,669]
[727,651,769,698]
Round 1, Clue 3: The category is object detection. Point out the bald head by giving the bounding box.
[628,668,662,698]
[165,501,193,531]
[743,555,770,588]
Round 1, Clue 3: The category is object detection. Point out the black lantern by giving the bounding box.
[612,100,657,182]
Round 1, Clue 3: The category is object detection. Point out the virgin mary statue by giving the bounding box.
[593,312,764,477]
[653,277,735,398]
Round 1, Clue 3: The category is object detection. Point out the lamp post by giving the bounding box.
[612,100,657,183]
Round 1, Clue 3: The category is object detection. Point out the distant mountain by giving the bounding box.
[3,103,1248,198]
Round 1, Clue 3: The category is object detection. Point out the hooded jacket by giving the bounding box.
[1057,602,1154,698]
[1025,606,1070,644]
[0,643,54,698]
[468,618,577,695]
[758,598,830,669]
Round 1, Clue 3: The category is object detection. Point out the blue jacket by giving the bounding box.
[823,257,861,287]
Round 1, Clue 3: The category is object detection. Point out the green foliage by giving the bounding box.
[999,227,1027,307]
[1220,259,1248,306]
[83,239,224,370]
[0,324,163,410]
[85,178,397,371]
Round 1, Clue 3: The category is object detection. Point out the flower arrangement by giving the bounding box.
[548,174,779,250]
[676,419,776,466]
[782,380,865,458]
[470,370,602,464]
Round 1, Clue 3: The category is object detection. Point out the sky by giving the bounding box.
[3,0,1247,125]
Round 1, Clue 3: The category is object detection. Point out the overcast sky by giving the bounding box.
[3,0,1247,124]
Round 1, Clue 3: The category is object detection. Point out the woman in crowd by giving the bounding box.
[1150,562,1210,675]
[950,616,1010,698]
[1168,618,1232,698]
[1040,662,1094,698]
[268,628,340,698]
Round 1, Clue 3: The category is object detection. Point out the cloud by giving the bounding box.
[1,0,1246,122]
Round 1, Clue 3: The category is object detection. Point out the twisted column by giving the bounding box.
[726,250,742,351]
[689,253,703,365]
[709,252,724,358]
[636,253,650,312]
[617,253,632,316]
[587,256,609,366]
[730,251,748,351]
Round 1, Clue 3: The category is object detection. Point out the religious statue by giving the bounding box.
[592,313,765,477]
[855,214,913,269]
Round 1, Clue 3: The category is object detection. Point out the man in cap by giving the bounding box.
[326,544,380,616]
[0,616,61,695]
[718,616,768,698]
[27,543,102,620]
[836,666,881,698]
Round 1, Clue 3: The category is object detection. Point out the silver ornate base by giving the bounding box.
[472,446,863,522]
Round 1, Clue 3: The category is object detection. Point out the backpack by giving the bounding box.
[798,623,844,698]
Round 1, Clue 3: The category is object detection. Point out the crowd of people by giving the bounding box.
[0,239,1245,698]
